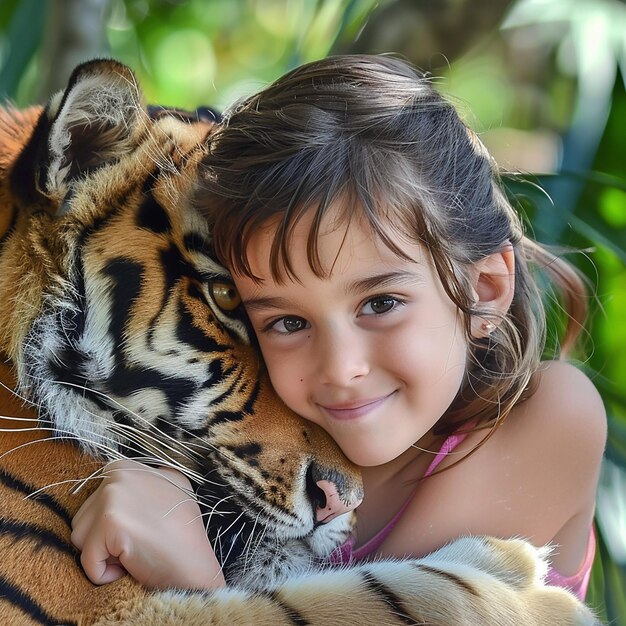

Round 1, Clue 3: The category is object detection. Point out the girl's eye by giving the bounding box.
[361,296,401,315]
[269,316,309,334]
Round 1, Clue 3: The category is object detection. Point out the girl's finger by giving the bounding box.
[79,531,126,585]
[70,488,98,532]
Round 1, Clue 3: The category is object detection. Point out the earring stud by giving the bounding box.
[481,321,496,334]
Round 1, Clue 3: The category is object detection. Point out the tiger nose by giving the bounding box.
[313,479,362,523]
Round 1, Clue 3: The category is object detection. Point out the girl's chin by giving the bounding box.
[340,443,408,468]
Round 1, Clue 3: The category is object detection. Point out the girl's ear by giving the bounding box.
[470,244,515,338]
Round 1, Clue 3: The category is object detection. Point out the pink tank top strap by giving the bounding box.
[546,527,596,601]
[348,431,471,562]
[423,430,471,477]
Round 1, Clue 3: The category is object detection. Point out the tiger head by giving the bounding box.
[0,60,363,586]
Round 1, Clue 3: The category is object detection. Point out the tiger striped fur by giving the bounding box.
[0,59,599,625]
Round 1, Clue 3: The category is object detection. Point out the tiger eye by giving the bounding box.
[210,281,241,311]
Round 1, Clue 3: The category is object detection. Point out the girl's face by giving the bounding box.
[232,207,469,467]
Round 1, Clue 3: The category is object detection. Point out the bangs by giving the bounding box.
[221,147,427,284]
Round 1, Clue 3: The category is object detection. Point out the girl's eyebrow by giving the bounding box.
[345,271,424,295]
[242,271,424,312]
[241,296,294,312]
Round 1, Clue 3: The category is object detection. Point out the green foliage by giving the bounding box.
[503,68,626,626]
[0,0,47,102]
[105,0,378,110]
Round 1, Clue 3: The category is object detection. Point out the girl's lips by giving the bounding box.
[319,393,394,421]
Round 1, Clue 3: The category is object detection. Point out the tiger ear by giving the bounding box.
[42,59,145,208]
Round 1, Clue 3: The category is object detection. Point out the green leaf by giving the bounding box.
[0,0,48,102]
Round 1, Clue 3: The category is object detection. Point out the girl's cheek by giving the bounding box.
[266,356,295,393]
[270,362,309,414]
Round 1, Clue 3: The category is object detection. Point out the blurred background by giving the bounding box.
[1,0,625,621]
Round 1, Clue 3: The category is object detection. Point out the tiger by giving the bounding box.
[0,59,600,625]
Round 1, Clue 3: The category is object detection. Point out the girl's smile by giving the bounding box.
[232,205,469,468]
[318,392,396,421]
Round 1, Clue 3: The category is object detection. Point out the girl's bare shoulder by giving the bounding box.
[474,359,606,542]
[504,360,607,470]
[452,360,605,482]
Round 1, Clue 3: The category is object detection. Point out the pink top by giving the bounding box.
[330,430,595,601]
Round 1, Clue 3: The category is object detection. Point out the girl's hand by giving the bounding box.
[71,460,225,590]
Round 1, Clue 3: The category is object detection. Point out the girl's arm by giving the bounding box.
[71,460,225,590]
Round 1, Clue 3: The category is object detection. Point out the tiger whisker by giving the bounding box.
[0,424,123,463]
[101,415,242,477]
[0,414,39,423]
[25,374,224,461]
[199,493,240,527]
[212,529,226,572]
[193,492,235,507]
[15,426,214,495]
[0,432,72,462]
[193,480,235,504]
[222,523,247,569]
[20,373,210,468]
[70,464,109,494]
[241,511,265,573]
[19,372,248,477]
[79,408,203,463]
[24,473,107,500]
[212,512,247,568]
[90,428,205,484]
[104,421,203,476]
[187,502,238,519]
[20,408,206,490]
[0,379,42,411]
[100,464,199,504]
[217,511,243,543]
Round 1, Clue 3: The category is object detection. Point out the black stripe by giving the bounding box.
[243,374,262,415]
[102,258,143,352]
[161,244,203,292]
[0,467,73,526]
[183,232,213,255]
[136,184,171,234]
[208,371,262,427]
[0,574,77,626]
[0,519,77,560]
[265,591,310,625]
[10,107,50,208]
[416,563,480,597]
[175,295,227,354]
[361,570,417,625]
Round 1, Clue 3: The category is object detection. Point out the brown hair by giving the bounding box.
[196,54,587,438]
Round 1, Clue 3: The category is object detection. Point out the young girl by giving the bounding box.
[70,54,606,600]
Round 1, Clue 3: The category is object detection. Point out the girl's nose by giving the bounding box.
[316,327,369,386]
